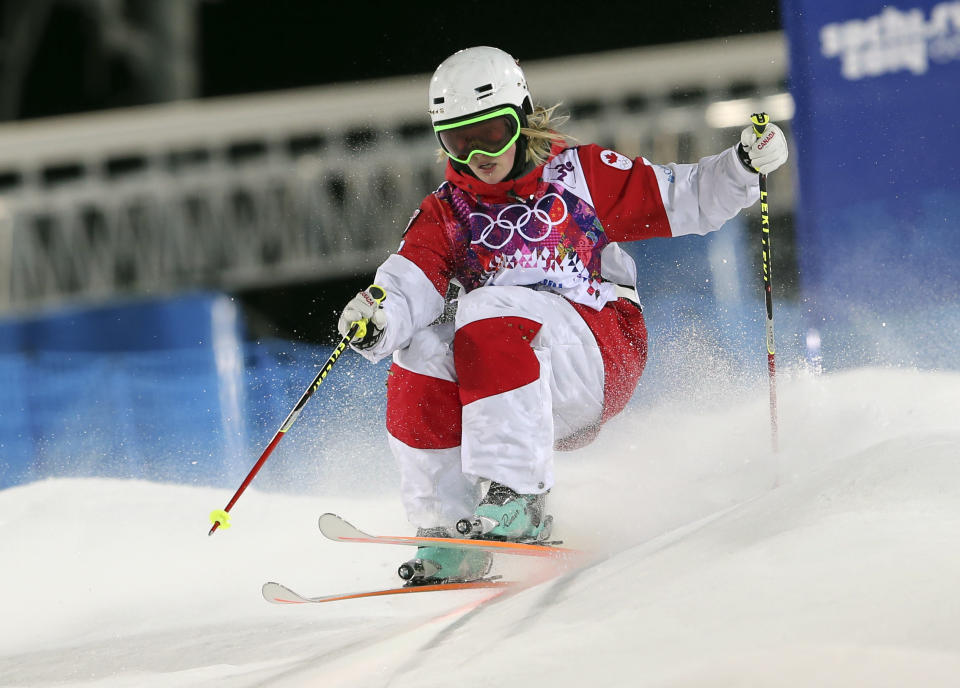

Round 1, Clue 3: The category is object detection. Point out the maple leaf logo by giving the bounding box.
[600,149,633,170]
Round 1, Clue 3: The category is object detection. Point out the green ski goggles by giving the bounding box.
[434,107,522,164]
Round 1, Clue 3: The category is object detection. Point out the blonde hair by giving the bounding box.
[435,103,575,166]
[520,103,576,165]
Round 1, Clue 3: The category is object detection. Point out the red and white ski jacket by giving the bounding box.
[359,141,759,362]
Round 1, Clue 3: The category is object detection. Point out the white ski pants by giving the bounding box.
[386,286,608,529]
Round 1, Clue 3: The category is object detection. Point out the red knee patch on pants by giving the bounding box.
[571,300,648,423]
[454,317,542,406]
[386,364,461,449]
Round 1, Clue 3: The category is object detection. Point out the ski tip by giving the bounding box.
[318,512,339,532]
[318,512,372,541]
[262,581,307,604]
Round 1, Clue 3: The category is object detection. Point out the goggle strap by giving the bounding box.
[433,106,519,133]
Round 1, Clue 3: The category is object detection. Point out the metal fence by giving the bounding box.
[0,33,793,315]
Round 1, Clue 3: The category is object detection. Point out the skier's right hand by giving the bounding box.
[338,285,387,350]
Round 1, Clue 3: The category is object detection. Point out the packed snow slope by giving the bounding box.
[2,367,960,687]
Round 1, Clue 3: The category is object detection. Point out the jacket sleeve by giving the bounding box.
[353,196,452,363]
[576,143,759,241]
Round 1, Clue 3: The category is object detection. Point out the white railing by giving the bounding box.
[0,33,791,314]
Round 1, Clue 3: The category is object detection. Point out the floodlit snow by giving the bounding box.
[2,367,960,687]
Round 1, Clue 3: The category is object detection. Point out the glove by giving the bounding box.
[738,121,788,175]
[337,285,387,350]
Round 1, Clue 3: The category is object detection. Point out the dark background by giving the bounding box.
[7,0,783,343]
[199,1,782,97]
[16,0,781,120]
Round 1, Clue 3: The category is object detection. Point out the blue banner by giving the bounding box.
[781,0,960,366]
[0,293,396,491]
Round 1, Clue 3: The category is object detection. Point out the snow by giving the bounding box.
[2,367,960,687]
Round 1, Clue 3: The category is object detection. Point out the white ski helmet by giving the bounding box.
[428,46,533,126]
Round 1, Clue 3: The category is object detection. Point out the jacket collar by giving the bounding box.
[444,141,567,203]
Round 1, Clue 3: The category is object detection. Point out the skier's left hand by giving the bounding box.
[337,285,387,350]
[738,121,788,175]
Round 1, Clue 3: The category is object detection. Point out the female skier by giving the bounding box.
[336,46,788,584]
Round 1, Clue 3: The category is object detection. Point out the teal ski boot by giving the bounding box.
[456,482,553,542]
[397,527,493,584]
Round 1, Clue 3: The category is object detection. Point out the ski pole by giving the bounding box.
[208,285,386,535]
[750,112,779,452]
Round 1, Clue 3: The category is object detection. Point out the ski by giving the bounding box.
[318,512,577,559]
[262,515,579,606]
[262,579,512,605]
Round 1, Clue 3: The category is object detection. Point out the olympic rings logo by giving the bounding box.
[469,193,568,249]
